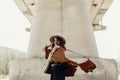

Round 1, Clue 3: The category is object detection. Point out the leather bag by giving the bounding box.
[78,58,96,73]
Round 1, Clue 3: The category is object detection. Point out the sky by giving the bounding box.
[0,0,120,60]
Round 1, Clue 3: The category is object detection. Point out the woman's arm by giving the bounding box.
[64,57,78,67]
[44,45,51,59]
[59,48,78,66]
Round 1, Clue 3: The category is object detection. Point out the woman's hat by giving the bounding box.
[49,35,66,45]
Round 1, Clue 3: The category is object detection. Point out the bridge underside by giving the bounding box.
[14,0,113,31]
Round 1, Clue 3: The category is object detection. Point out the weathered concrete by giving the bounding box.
[9,58,118,80]
[9,0,118,80]
[27,0,99,59]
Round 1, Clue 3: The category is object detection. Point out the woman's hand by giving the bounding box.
[43,44,52,52]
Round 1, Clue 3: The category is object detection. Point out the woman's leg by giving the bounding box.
[50,65,65,80]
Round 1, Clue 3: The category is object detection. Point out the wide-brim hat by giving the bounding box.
[49,35,66,45]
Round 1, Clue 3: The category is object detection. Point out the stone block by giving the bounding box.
[9,58,118,80]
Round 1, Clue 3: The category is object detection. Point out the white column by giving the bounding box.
[9,0,118,80]
[62,0,99,57]
[27,0,99,58]
[27,0,62,58]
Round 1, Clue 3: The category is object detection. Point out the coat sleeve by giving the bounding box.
[56,48,77,66]
[64,55,78,67]
[44,46,51,59]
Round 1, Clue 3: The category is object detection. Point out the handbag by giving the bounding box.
[78,58,96,73]
[63,62,77,77]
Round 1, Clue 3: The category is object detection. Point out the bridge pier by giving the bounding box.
[9,0,118,80]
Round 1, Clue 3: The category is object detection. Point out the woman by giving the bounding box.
[44,35,77,80]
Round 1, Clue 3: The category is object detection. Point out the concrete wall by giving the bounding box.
[9,58,118,80]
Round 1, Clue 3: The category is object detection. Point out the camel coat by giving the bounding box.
[44,47,77,74]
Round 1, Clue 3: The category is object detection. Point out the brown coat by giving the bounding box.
[44,47,77,74]
[46,47,77,64]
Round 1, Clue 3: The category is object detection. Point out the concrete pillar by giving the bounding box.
[27,0,98,59]
[62,0,98,57]
[9,0,118,80]
[27,0,62,58]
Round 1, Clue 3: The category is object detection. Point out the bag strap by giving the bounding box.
[66,49,89,59]
[66,49,99,59]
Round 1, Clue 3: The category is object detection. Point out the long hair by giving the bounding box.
[51,37,66,50]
